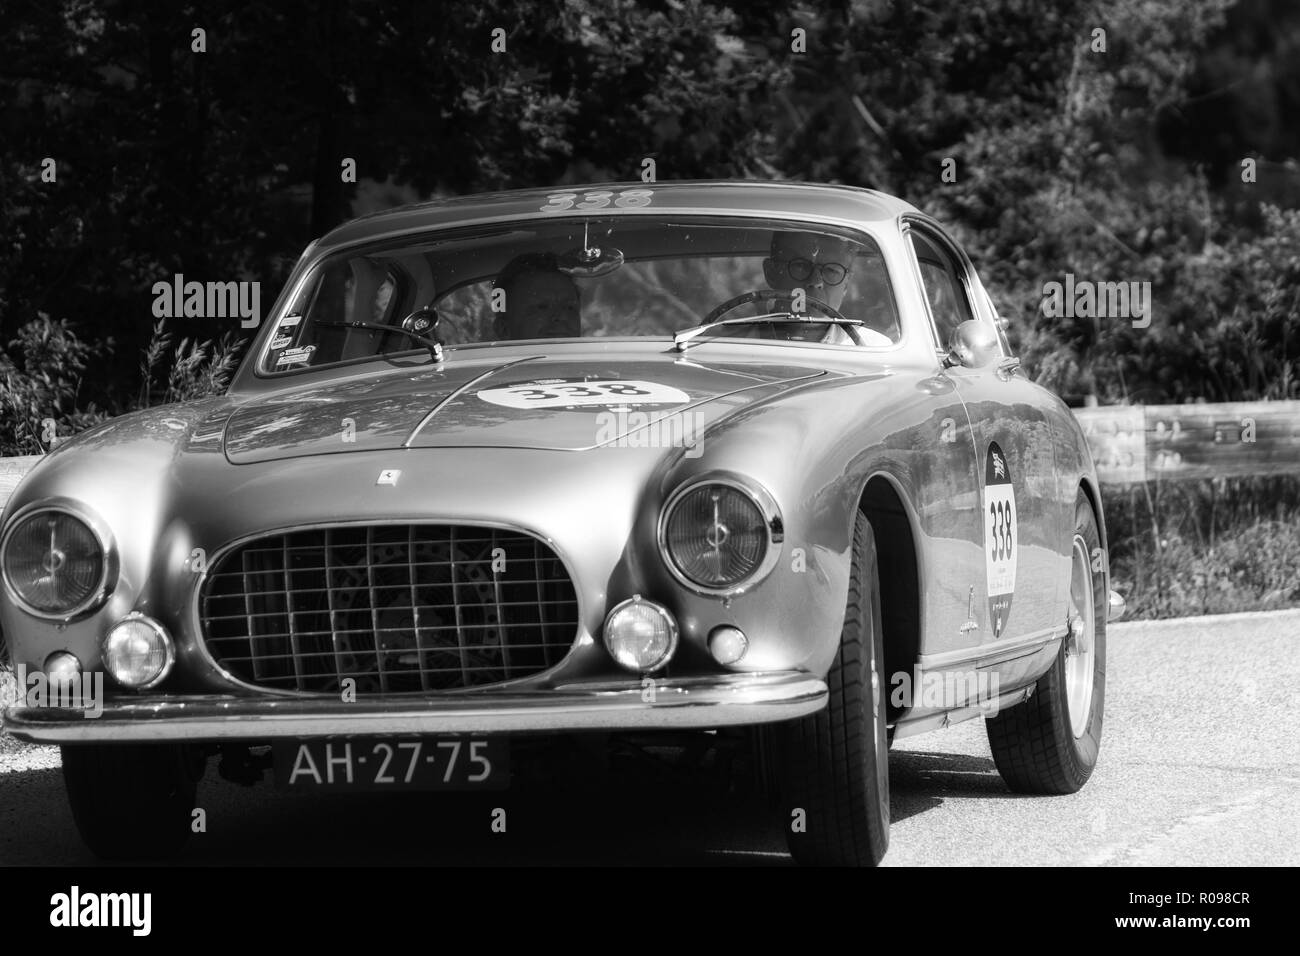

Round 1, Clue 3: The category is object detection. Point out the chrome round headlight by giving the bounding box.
[103,614,175,689]
[1,506,113,618]
[659,478,781,592]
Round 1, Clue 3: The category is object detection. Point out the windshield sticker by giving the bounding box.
[477,378,689,411]
[270,335,293,350]
[983,441,1017,639]
[277,314,303,328]
[275,345,316,367]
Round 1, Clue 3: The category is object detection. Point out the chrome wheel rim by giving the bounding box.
[1065,534,1096,738]
[869,639,888,817]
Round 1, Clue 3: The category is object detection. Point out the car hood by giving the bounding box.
[223,354,827,463]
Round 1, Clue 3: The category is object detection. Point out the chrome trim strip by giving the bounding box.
[890,684,1034,740]
[918,624,1066,671]
[1,672,828,742]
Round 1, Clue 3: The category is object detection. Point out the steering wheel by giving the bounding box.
[702,289,852,326]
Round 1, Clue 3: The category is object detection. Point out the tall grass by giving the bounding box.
[136,319,244,409]
[1,316,244,456]
[1104,476,1300,619]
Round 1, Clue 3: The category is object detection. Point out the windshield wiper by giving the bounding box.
[673,312,870,352]
[312,318,444,362]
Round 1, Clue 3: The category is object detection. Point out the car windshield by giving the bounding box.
[261,214,900,374]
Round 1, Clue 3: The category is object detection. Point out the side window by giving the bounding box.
[266,259,406,370]
[978,283,1014,356]
[908,229,973,350]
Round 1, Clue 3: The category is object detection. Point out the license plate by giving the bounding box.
[273,736,509,791]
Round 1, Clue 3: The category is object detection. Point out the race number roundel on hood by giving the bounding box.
[477,378,689,411]
[984,442,1017,639]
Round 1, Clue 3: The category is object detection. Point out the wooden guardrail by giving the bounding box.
[0,403,1296,509]
[0,457,41,511]
[1074,401,1300,484]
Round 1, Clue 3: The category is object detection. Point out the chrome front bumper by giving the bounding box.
[1,671,827,744]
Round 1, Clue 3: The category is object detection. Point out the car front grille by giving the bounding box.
[199,525,579,693]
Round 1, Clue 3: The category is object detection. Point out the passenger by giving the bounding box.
[493,253,581,340]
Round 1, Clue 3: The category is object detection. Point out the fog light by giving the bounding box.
[603,595,678,673]
[43,651,83,685]
[708,625,748,665]
[103,613,174,689]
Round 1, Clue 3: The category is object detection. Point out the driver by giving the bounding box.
[750,232,858,344]
[493,253,582,340]
[755,231,893,345]
[763,232,856,312]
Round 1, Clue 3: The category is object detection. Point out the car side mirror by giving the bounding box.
[401,307,439,337]
[945,319,1000,369]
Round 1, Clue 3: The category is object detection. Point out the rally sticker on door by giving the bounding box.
[275,345,316,367]
[984,441,1017,639]
[477,379,689,411]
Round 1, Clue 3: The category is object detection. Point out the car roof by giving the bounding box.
[316,180,919,251]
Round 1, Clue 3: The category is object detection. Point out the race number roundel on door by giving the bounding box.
[983,441,1017,639]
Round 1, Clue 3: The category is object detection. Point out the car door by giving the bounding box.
[903,218,1060,651]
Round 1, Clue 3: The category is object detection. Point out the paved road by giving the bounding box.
[1,609,1297,866]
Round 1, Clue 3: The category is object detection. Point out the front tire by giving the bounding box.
[770,511,889,866]
[61,743,205,860]
[986,490,1106,793]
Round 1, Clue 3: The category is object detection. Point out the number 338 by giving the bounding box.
[539,189,653,213]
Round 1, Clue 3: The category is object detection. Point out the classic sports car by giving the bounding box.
[0,181,1123,866]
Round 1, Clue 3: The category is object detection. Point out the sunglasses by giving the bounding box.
[772,257,849,285]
